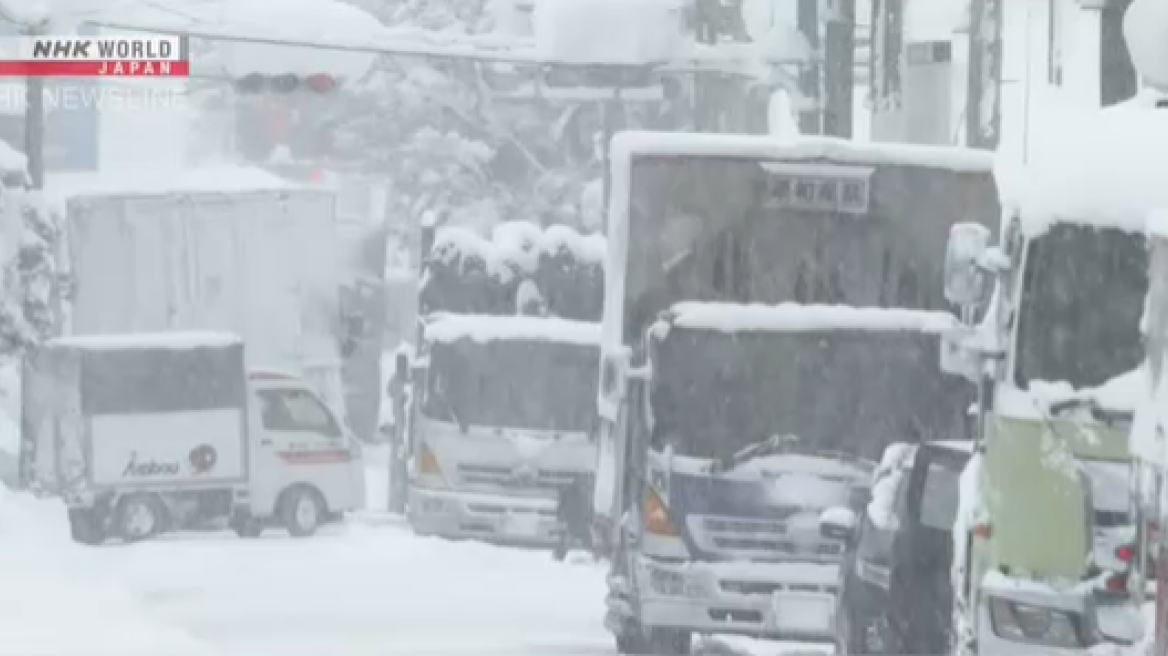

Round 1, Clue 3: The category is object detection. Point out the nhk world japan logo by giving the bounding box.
[0,35,189,77]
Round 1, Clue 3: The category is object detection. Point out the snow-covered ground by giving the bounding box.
[0,420,822,656]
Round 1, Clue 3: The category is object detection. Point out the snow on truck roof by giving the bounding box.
[52,166,299,201]
[1006,92,1168,237]
[610,130,996,172]
[667,302,958,334]
[49,332,242,350]
[424,314,601,346]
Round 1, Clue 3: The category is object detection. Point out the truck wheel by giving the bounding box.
[281,487,324,538]
[117,494,164,542]
[68,508,106,545]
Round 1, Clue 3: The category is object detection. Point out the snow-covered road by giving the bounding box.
[92,523,613,656]
[8,447,827,656]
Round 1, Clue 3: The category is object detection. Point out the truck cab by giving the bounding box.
[406,313,601,546]
[240,369,364,537]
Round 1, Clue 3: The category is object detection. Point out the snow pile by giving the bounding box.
[538,224,606,264]
[670,302,958,334]
[531,0,685,64]
[0,487,215,656]
[867,443,916,530]
[1007,96,1168,236]
[424,313,601,345]
[765,472,850,509]
[1027,367,1145,415]
[49,166,294,213]
[51,331,242,350]
[728,453,872,481]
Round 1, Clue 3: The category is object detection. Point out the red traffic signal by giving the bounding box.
[233,73,339,95]
[305,73,337,93]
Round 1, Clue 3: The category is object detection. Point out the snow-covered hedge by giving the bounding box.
[1,189,59,357]
[421,221,604,321]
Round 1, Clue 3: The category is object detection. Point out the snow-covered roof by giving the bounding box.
[667,302,958,334]
[424,314,601,346]
[611,130,995,172]
[51,331,242,350]
[1005,94,1168,236]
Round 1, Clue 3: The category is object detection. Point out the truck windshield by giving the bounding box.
[423,339,598,433]
[648,326,969,461]
[622,155,996,347]
[1014,224,1147,390]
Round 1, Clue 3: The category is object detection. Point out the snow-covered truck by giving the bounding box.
[20,332,364,544]
[594,131,999,653]
[407,313,600,545]
[60,180,358,427]
[941,94,1164,654]
[395,221,605,531]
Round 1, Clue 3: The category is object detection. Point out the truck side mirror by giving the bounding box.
[943,223,993,310]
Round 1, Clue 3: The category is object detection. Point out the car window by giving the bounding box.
[919,462,961,530]
[257,389,341,437]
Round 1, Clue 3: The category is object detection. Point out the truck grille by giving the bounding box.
[457,463,580,489]
[697,515,843,560]
[719,580,838,596]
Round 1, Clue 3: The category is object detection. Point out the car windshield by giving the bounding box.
[423,338,598,432]
[1014,223,1147,390]
[647,326,970,461]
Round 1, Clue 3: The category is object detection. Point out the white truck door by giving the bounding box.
[251,382,360,516]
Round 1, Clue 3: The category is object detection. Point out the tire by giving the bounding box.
[281,487,324,538]
[116,494,164,542]
[68,507,106,545]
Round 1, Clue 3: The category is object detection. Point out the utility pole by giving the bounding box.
[965,0,1002,150]
[823,0,855,138]
[796,0,821,134]
[693,0,719,132]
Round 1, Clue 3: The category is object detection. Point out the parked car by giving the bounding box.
[832,440,972,655]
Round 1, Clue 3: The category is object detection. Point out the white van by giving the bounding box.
[20,332,364,543]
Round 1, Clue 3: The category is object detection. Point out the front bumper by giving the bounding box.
[408,485,562,546]
[630,555,840,642]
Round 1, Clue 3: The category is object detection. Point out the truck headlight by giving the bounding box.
[988,597,1090,649]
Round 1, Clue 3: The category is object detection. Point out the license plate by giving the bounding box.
[507,513,541,537]
[771,593,833,634]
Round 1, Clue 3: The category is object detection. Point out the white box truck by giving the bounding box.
[61,183,355,424]
[20,331,364,544]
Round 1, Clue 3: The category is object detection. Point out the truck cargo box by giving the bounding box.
[20,332,249,500]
